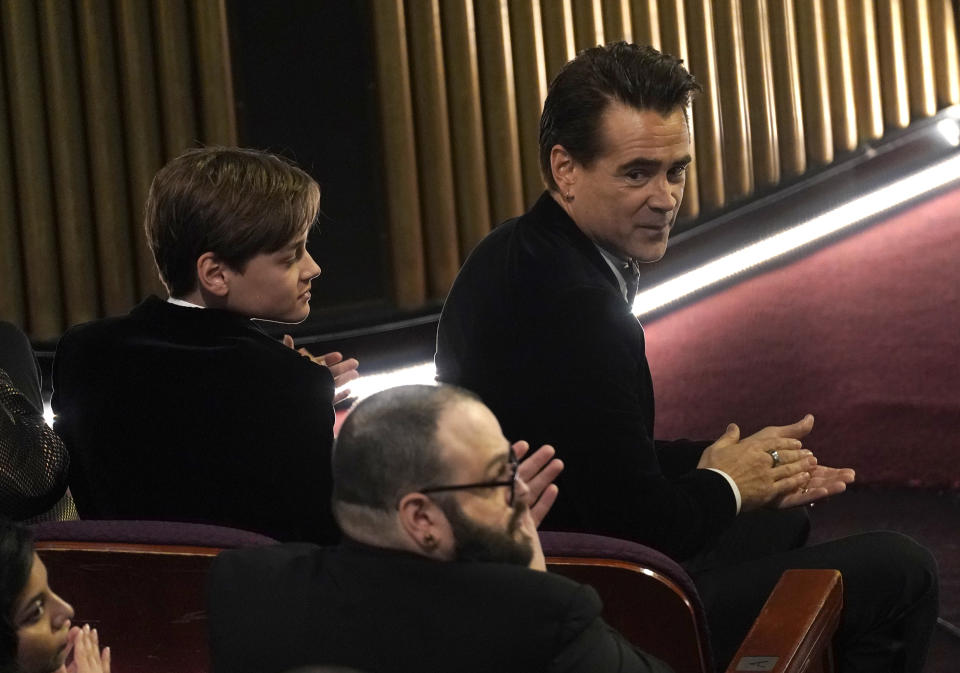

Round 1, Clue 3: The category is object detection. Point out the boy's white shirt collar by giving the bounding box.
[167,297,205,309]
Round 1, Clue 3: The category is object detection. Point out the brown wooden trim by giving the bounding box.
[547,556,696,610]
[36,541,223,556]
[726,569,842,673]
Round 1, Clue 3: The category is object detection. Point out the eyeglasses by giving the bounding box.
[420,450,519,505]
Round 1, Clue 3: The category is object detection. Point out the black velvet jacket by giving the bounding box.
[208,539,671,673]
[52,296,338,543]
[436,192,736,560]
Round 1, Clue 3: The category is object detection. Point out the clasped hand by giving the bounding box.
[698,414,855,511]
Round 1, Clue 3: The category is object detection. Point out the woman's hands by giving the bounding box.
[56,624,110,673]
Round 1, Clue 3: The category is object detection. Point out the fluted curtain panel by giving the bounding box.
[0,0,236,340]
[371,0,960,306]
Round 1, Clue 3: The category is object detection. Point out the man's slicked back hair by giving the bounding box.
[145,146,321,297]
[333,385,480,511]
[538,41,701,191]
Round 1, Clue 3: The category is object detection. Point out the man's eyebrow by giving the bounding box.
[616,155,693,172]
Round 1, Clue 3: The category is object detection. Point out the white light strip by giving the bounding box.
[348,152,960,399]
[632,152,960,317]
[347,360,438,401]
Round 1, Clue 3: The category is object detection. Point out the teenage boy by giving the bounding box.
[52,147,358,542]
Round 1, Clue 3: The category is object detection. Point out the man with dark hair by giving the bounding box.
[52,147,358,542]
[207,384,670,673]
[436,43,938,671]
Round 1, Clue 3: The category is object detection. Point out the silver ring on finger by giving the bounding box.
[768,449,781,468]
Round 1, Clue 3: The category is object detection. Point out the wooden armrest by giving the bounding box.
[726,569,843,673]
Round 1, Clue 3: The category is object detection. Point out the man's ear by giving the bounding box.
[397,492,454,559]
[196,252,230,297]
[550,145,577,194]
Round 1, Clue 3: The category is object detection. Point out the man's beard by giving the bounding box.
[437,497,534,566]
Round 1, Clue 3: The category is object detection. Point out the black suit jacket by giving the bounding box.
[436,193,736,560]
[52,296,338,543]
[207,540,672,673]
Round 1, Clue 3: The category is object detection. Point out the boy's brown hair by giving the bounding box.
[145,147,321,297]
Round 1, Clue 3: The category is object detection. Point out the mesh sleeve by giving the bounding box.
[0,368,70,519]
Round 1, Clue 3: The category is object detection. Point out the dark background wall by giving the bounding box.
[228,1,396,335]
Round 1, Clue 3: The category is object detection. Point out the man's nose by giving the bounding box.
[647,174,677,212]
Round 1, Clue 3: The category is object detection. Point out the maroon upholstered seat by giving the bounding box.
[31,520,278,673]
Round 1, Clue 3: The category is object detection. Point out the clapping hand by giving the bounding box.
[283,334,360,404]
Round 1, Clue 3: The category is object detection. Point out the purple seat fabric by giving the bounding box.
[30,519,278,548]
[539,531,713,661]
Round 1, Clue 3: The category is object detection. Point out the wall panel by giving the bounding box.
[371,0,427,307]
[823,0,859,154]
[657,0,699,222]
[475,0,525,223]
[686,0,726,212]
[930,0,960,107]
[795,0,834,166]
[2,0,62,339]
[876,0,912,129]
[847,0,885,142]
[741,0,780,189]
[902,0,938,119]
[713,0,752,201]
[440,0,493,255]
[115,0,165,298]
[768,0,807,178]
[508,0,549,205]
[407,0,460,298]
[0,0,237,338]
[38,0,100,326]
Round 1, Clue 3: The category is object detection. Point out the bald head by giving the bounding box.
[332,385,481,523]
